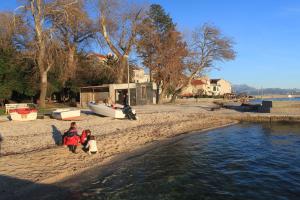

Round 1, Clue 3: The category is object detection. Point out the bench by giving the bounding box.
[5,103,29,114]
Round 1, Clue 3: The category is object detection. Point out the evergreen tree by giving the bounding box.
[148,4,175,34]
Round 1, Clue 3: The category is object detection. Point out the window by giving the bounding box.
[141,86,147,99]
[213,86,217,91]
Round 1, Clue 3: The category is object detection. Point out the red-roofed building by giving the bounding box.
[180,77,232,97]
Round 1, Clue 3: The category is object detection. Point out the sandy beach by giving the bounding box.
[1,100,299,199]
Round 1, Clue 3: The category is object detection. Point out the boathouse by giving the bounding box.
[79,82,157,107]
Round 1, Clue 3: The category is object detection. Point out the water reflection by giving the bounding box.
[72,123,300,200]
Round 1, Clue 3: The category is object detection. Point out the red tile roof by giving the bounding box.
[191,79,206,86]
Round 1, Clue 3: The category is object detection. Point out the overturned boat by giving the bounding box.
[9,108,38,121]
[51,108,81,120]
[88,102,136,119]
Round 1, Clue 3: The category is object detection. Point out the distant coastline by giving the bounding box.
[253,94,300,99]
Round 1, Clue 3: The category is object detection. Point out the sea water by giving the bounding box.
[69,123,300,200]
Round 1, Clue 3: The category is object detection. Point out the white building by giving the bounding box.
[132,68,150,83]
[209,79,232,96]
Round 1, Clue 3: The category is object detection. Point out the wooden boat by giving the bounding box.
[51,108,81,120]
[9,108,38,121]
[88,102,134,119]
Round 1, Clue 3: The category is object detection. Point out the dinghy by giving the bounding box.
[88,102,136,119]
[9,108,38,121]
[51,108,81,120]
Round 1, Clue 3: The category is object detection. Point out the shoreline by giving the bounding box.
[2,121,239,200]
[0,103,237,199]
[49,121,239,183]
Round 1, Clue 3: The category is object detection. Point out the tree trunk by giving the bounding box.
[170,92,178,103]
[170,86,183,103]
[156,86,160,104]
[67,45,76,80]
[116,56,127,84]
[39,71,47,108]
[158,86,167,104]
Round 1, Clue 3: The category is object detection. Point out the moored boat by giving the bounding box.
[9,108,38,121]
[51,108,81,120]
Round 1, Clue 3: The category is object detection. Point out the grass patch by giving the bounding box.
[0,108,5,115]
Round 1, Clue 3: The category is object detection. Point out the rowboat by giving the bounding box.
[51,108,81,120]
[88,102,125,118]
[9,108,38,121]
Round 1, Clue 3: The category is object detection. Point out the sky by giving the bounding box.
[1,0,300,89]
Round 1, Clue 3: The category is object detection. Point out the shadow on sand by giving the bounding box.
[0,175,78,200]
[51,125,62,145]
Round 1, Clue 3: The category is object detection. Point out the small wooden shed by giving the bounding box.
[79,82,157,107]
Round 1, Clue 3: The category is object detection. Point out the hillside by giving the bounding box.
[232,84,300,95]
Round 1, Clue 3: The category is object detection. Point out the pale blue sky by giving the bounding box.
[1,0,300,88]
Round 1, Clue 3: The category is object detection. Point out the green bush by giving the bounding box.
[0,108,5,115]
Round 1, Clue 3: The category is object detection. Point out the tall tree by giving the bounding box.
[26,0,52,108]
[0,12,34,102]
[169,24,236,102]
[97,0,144,83]
[137,4,188,104]
[50,0,95,85]
[137,4,187,103]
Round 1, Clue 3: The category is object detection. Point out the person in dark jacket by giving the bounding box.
[122,92,128,106]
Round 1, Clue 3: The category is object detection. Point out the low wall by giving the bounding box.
[231,114,300,123]
[260,101,300,114]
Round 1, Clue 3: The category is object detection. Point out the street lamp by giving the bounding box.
[125,55,130,106]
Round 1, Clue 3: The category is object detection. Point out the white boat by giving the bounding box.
[9,108,38,121]
[288,94,293,98]
[88,102,135,119]
[52,108,81,120]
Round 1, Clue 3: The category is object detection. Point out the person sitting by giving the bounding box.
[85,135,98,155]
[63,122,80,153]
[62,122,77,145]
[80,129,91,147]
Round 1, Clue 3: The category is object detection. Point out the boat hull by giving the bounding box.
[88,103,126,118]
[52,109,81,120]
[10,110,38,121]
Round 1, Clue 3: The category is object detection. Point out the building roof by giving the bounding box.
[191,79,206,86]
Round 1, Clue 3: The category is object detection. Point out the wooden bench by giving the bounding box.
[5,103,29,114]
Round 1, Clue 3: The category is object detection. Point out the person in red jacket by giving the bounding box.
[63,122,80,153]
[80,129,91,147]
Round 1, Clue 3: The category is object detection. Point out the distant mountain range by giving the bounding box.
[232,84,300,95]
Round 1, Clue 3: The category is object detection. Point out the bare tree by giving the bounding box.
[137,22,188,104]
[97,0,144,83]
[22,0,54,108]
[50,0,96,85]
[169,24,236,102]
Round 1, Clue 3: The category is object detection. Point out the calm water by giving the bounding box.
[71,123,300,200]
[250,97,300,104]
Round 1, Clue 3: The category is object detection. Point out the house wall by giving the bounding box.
[132,69,150,83]
[218,79,232,95]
